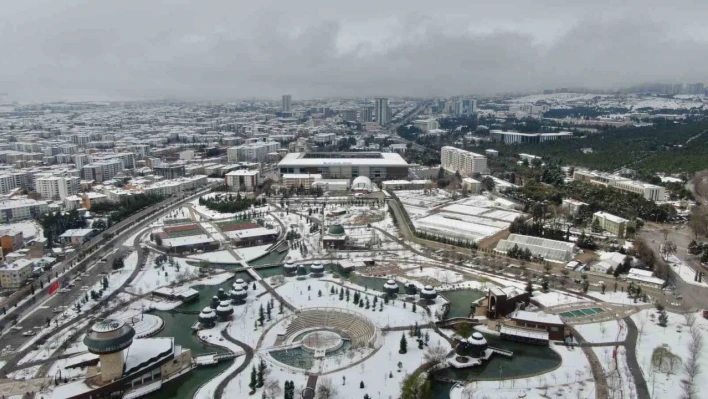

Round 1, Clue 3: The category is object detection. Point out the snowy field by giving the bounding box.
[593,346,636,399]
[573,319,627,344]
[6,365,41,380]
[665,254,708,287]
[275,278,431,328]
[588,291,640,305]
[128,253,200,294]
[533,291,590,308]
[405,267,464,284]
[507,92,706,110]
[631,309,708,398]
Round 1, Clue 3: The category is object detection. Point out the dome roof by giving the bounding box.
[84,319,135,354]
[201,307,214,314]
[351,176,373,192]
[91,319,125,333]
[327,224,346,236]
[284,261,297,269]
[467,332,487,346]
[310,262,324,270]
[387,279,395,285]
[235,279,245,285]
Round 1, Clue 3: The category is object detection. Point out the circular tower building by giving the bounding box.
[84,319,136,384]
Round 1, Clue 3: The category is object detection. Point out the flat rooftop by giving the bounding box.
[279,152,408,167]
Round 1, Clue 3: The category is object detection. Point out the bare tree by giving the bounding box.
[316,377,338,399]
[681,326,704,399]
[423,344,449,364]
[265,380,281,398]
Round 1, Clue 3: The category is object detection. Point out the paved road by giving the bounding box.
[0,189,211,374]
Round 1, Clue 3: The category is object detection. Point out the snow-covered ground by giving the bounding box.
[631,309,708,398]
[19,319,91,365]
[275,278,431,328]
[665,254,708,287]
[574,319,627,344]
[47,352,96,382]
[533,291,590,308]
[451,342,596,399]
[405,267,464,284]
[588,290,641,305]
[593,345,636,399]
[128,253,199,294]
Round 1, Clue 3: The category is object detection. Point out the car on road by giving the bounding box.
[22,331,36,337]
[58,288,70,293]
[80,286,90,291]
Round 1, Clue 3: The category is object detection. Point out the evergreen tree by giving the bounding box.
[266,305,272,321]
[399,333,408,354]
[346,289,350,301]
[360,381,365,388]
[258,305,265,326]
[339,289,344,300]
[249,366,257,392]
[257,360,266,387]
[412,303,416,312]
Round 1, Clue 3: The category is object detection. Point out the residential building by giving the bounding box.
[142,175,208,197]
[36,176,80,200]
[490,130,573,144]
[462,178,481,194]
[561,198,588,214]
[0,259,33,288]
[592,211,630,238]
[59,229,97,246]
[375,98,390,126]
[278,152,409,182]
[154,164,186,179]
[227,142,279,163]
[484,149,498,157]
[282,174,322,189]
[225,170,260,191]
[0,199,49,223]
[0,231,23,255]
[358,107,373,123]
[282,94,292,112]
[82,160,123,182]
[64,192,110,210]
[441,146,488,176]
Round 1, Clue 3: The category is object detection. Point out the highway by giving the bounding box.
[0,187,213,366]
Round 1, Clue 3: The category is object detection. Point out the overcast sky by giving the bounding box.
[2,0,708,102]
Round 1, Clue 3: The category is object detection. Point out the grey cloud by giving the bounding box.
[1,0,707,101]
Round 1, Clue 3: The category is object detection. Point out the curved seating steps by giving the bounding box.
[284,310,375,347]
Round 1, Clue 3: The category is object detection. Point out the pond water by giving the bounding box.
[249,248,289,266]
[143,279,251,399]
[270,340,353,370]
[431,333,561,382]
[440,290,486,319]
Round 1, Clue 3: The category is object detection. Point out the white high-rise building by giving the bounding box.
[282,94,292,112]
[227,142,279,163]
[441,146,488,176]
[36,176,80,200]
[375,98,390,126]
[470,99,478,113]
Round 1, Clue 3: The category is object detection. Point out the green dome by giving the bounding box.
[327,224,345,236]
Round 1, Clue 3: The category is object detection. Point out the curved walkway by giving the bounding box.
[623,316,650,399]
[216,329,255,399]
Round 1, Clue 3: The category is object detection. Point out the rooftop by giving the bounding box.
[279,152,408,167]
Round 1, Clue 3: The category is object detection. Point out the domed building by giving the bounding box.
[323,224,348,249]
[420,285,438,303]
[283,260,298,275]
[217,288,228,300]
[310,261,325,277]
[233,278,248,290]
[456,332,488,358]
[210,295,220,309]
[198,307,217,328]
[230,285,248,304]
[383,280,399,297]
[405,283,418,296]
[216,300,234,321]
[296,264,308,279]
[350,176,374,193]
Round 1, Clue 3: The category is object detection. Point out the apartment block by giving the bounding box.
[441,146,488,176]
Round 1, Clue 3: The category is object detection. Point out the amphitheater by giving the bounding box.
[284,308,377,349]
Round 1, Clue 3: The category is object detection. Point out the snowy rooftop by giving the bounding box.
[124,337,174,375]
[511,310,563,325]
[279,152,408,167]
[161,234,215,247]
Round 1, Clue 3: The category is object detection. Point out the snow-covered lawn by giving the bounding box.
[451,342,595,399]
[574,319,627,344]
[19,319,91,365]
[47,352,97,382]
[405,267,464,284]
[128,253,199,294]
[593,346,636,399]
[588,290,639,305]
[533,291,591,307]
[190,250,238,264]
[666,254,708,287]
[631,309,708,398]
[275,278,431,328]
